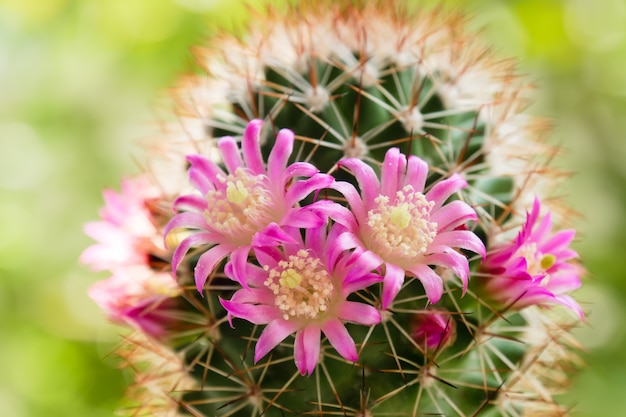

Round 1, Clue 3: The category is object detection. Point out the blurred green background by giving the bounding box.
[1,0,624,415]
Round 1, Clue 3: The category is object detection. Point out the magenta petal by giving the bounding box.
[331,181,367,222]
[431,200,478,231]
[230,288,275,306]
[241,119,265,175]
[221,298,281,325]
[541,229,576,254]
[164,212,210,237]
[342,272,383,295]
[268,129,294,182]
[228,246,252,287]
[426,251,470,294]
[382,263,406,309]
[404,155,428,192]
[285,174,334,206]
[554,295,584,320]
[426,174,467,210]
[339,158,380,207]
[281,207,324,229]
[255,319,300,363]
[338,302,381,325]
[252,223,296,247]
[194,244,233,292]
[218,136,244,173]
[294,326,321,376]
[322,319,358,362]
[431,230,486,258]
[170,232,216,273]
[284,162,319,178]
[172,195,208,212]
[408,264,444,304]
[380,148,402,199]
[187,154,224,194]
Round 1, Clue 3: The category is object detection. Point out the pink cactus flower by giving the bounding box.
[89,266,181,338]
[164,120,335,292]
[331,148,485,309]
[80,177,161,271]
[410,309,456,352]
[480,198,583,318]
[220,223,382,376]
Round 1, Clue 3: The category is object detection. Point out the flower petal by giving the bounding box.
[426,173,467,210]
[431,230,486,258]
[322,319,358,362]
[194,244,233,292]
[382,262,406,309]
[217,136,244,173]
[430,200,477,231]
[338,301,381,325]
[221,298,281,326]
[254,319,301,363]
[170,232,216,275]
[380,147,402,199]
[339,158,380,207]
[241,119,265,175]
[404,155,428,192]
[268,128,294,183]
[408,264,444,304]
[294,326,321,376]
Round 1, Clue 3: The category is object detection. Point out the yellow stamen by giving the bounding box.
[279,268,302,289]
[226,180,249,204]
[390,203,411,229]
[540,254,556,270]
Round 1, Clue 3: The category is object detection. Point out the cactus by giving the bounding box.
[82,2,585,416]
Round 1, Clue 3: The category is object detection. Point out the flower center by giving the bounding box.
[204,168,275,241]
[365,185,438,262]
[515,243,556,284]
[264,250,334,321]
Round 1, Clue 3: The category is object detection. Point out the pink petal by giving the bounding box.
[426,174,467,210]
[228,245,252,287]
[285,174,334,206]
[268,128,294,183]
[426,251,470,294]
[382,262,406,309]
[380,148,402,199]
[252,223,296,247]
[331,181,367,223]
[284,162,319,178]
[241,119,265,175]
[554,295,584,320]
[164,212,210,237]
[229,287,275,306]
[342,272,383,295]
[404,155,428,192]
[294,326,321,376]
[339,158,380,207]
[430,200,477,231]
[408,264,444,304]
[541,229,576,254]
[254,319,300,363]
[217,136,244,173]
[221,298,281,326]
[338,301,381,325]
[194,244,233,292]
[187,154,224,194]
[170,232,217,274]
[322,319,358,362]
[172,195,207,212]
[224,261,268,287]
[281,207,325,229]
[431,230,486,258]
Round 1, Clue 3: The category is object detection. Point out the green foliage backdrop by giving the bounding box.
[1,0,625,415]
